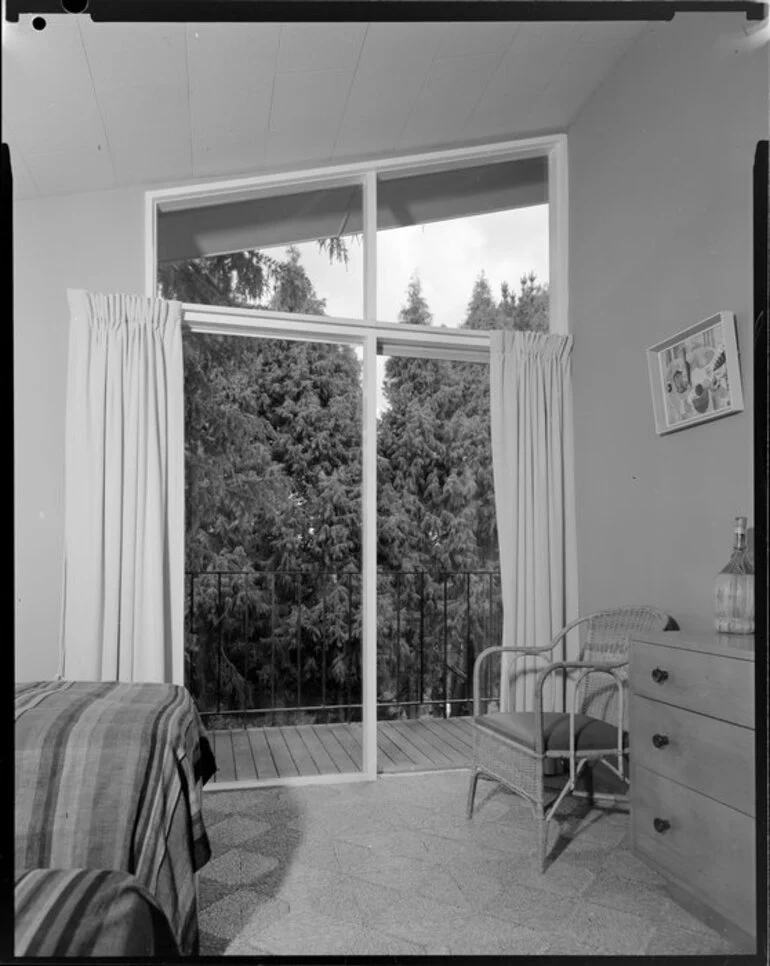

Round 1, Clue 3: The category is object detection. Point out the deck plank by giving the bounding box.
[231,726,258,782]
[279,726,321,776]
[444,716,475,739]
[294,725,343,774]
[314,726,358,772]
[372,726,409,770]
[323,723,362,771]
[212,729,237,782]
[386,720,456,766]
[378,721,435,770]
[264,728,300,777]
[420,717,473,759]
[394,720,457,766]
[246,728,279,780]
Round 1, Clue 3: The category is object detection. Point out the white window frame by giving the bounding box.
[145,134,569,787]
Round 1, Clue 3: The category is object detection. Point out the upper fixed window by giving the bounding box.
[376,156,549,330]
[156,180,364,318]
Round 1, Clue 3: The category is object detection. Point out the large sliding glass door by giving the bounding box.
[149,135,566,786]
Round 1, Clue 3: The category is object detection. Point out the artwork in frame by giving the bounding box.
[647,311,744,436]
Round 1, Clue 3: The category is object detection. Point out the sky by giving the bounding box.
[263,203,549,326]
[261,203,549,412]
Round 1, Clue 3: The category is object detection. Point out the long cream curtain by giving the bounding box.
[59,289,184,683]
[489,330,578,712]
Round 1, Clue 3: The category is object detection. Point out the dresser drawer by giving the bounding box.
[632,765,756,936]
[630,694,754,816]
[630,641,754,727]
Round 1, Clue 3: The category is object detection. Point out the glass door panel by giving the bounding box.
[184,330,363,782]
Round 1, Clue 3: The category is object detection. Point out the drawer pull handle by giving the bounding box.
[653,817,671,834]
[652,733,670,749]
[651,667,669,684]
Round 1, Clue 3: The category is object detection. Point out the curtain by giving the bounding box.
[59,290,184,683]
[489,330,578,713]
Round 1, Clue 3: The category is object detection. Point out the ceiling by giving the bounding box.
[2,16,649,201]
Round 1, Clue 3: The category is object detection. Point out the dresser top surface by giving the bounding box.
[632,630,755,662]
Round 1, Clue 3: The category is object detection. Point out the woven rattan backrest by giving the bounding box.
[577,607,674,727]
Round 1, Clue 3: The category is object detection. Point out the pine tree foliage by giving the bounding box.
[163,239,548,723]
[376,270,548,714]
[162,245,363,719]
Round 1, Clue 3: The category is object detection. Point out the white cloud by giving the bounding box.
[262,204,548,328]
[263,204,549,413]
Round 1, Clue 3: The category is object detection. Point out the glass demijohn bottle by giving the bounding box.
[713,516,755,634]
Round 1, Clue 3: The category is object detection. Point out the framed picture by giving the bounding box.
[647,311,744,435]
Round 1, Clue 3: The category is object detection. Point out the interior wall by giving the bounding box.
[569,12,766,633]
[14,186,146,680]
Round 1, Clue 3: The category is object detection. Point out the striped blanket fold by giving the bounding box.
[15,868,179,957]
[15,680,216,956]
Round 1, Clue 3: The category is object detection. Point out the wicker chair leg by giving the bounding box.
[466,768,481,819]
[538,809,548,872]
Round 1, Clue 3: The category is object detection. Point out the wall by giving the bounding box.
[569,12,766,632]
[14,186,146,680]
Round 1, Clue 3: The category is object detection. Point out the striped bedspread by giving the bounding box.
[15,680,216,955]
[15,868,179,957]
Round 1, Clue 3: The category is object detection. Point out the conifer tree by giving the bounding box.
[162,245,363,719]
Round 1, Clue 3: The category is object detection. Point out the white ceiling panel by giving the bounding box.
[186,23,277,132]
[78,21,187,92]
[332,117,405,160]
[409,53,502,123]
[397,115,473,152]
[438,22,522,58]
[265,126,338,168]
[276,23,367,74]
[474,22,586,117]
[269,69,355,135]
[98,83,191,139]
[189,79,274,139]
[98,83,193,184]
[461,109,538,143]
[186,22,280,68]
[340,67,430,127]
[357,23,446,74]
[192,130,268,177]
[110,129,192,185]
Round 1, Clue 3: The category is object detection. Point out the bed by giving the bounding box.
[15,868,180,957]
[15,680,217,956]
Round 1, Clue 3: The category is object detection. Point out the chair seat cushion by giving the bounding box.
[475,711,628,753]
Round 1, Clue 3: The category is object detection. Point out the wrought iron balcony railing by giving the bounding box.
[185,568,502,727]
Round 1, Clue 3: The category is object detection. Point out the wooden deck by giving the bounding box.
[208,716,475,783]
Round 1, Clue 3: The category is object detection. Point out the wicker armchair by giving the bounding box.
[466,606,676,871]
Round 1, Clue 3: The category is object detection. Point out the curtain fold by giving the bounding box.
[489,329,578,712]
[60,290,184,683]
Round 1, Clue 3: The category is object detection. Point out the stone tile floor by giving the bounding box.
[198,770,737,956]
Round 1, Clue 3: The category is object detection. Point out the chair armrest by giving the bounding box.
[472,644,557,715]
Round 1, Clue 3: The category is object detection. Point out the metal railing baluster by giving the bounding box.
[296,572,302,710]
[217,573,222,714]
[184,568,502,723]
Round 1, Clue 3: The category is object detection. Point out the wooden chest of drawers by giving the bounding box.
[630,631,756,949]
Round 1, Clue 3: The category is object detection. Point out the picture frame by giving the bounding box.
[647,311,744,436]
